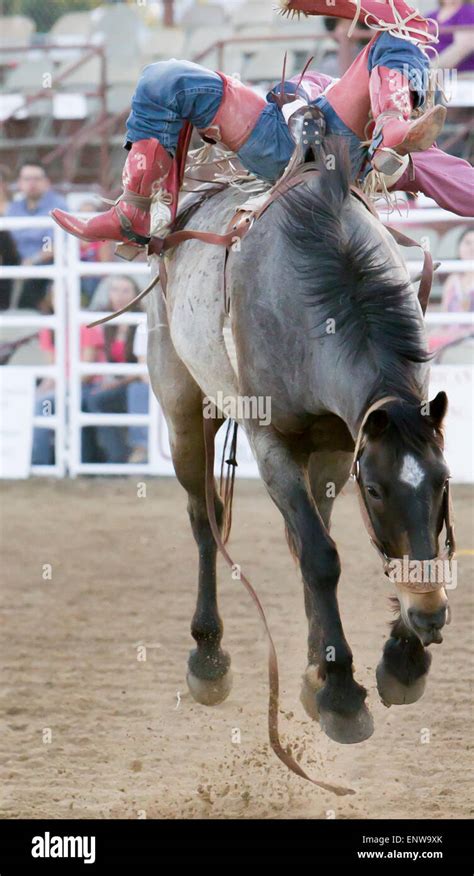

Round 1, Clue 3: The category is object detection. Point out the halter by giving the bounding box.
[351,396,456,593]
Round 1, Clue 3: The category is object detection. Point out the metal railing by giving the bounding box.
[64,232,160,477]
[0,215,67,476]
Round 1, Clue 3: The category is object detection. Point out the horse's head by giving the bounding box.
[355,392,455,645]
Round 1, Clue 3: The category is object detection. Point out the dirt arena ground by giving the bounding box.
[1,477,473,820]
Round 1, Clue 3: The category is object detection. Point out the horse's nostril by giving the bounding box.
[408,606,446,641]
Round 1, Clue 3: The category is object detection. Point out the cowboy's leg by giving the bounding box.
[125,59,223,149]
[391,147,474,217]
[325,32,445,178]
[51,60,266,247]
[366,33,446,174]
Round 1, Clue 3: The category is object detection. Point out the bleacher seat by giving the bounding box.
[89,3,150,61]
[231,2,274,30]
[232,23,275,40]
[105,83,134,116]
[272,12,327,34]
[181,3,230,32]
[184,24,233,61]
[2,60,58,118]
[4,59,59,91]
[243,46,294,82]
[55,55,142,89]
[0,15,35,48]
[49,12,93,45]
[140,27,186,65]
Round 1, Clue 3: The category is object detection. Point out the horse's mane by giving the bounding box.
[279,140,432,433]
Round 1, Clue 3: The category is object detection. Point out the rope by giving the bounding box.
[203,413,354,796]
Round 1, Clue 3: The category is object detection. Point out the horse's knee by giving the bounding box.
[301,541,341,590]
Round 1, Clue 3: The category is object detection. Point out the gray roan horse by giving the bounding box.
[145,144,454,769]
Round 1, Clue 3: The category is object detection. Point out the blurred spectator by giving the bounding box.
[86,275,146,463]
[430,1,474,72]
[32,325,106,466]
[429,227,474,356]
[77,198,115,305]
[0,233,19,310]
[0,165,20,310]
[6,162,67,311]
[0,165,12,216]
[441,228,474,311]
[127,321,150,464]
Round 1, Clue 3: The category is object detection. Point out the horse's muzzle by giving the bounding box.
[408,606,447,645]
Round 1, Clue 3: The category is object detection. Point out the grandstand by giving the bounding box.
[0,2,341,189]
[1,1,472,187]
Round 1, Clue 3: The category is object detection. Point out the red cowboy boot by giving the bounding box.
[197,73,266,152]
[369,66,446,176]
[276,0,433,43]
[51,139,177,258]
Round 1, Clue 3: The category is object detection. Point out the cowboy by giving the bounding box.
[52,0,473,256]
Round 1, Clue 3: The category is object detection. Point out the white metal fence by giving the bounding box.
[0,212,472,479]
[0,216,67,476]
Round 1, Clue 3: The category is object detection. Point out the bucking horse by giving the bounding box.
[142,142,455,790]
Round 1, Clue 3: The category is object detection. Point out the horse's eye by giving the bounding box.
[366,485,381,500]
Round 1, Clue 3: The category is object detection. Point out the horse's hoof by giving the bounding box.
[376,660,427,706]
[186,668,233,706]
[300,664,324,721]
[318,702,374,744]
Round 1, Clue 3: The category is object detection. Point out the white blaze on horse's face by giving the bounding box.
[400,453,425,489]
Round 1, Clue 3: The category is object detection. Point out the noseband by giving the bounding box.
[351,397,456,594]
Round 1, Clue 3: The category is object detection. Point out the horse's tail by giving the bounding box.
[219,419,238,545]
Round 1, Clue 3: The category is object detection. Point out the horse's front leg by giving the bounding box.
[250,427,373,744]
[300,450,354,724]
[376,614,432,706]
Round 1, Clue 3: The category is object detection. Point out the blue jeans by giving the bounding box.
[32,383,98,465]
[315,96,365,176]
[127,380,149,449]
[126,59,223,153]
[126,58,294,181]
[86,379,150,462]
[86,382,129,463]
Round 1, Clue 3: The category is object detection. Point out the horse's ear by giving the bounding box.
[363,408,390,439]
[424,391,448,427]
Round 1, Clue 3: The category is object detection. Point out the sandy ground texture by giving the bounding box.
[1,477,473,820]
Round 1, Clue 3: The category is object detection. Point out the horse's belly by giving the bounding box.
[164,245,240,405]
